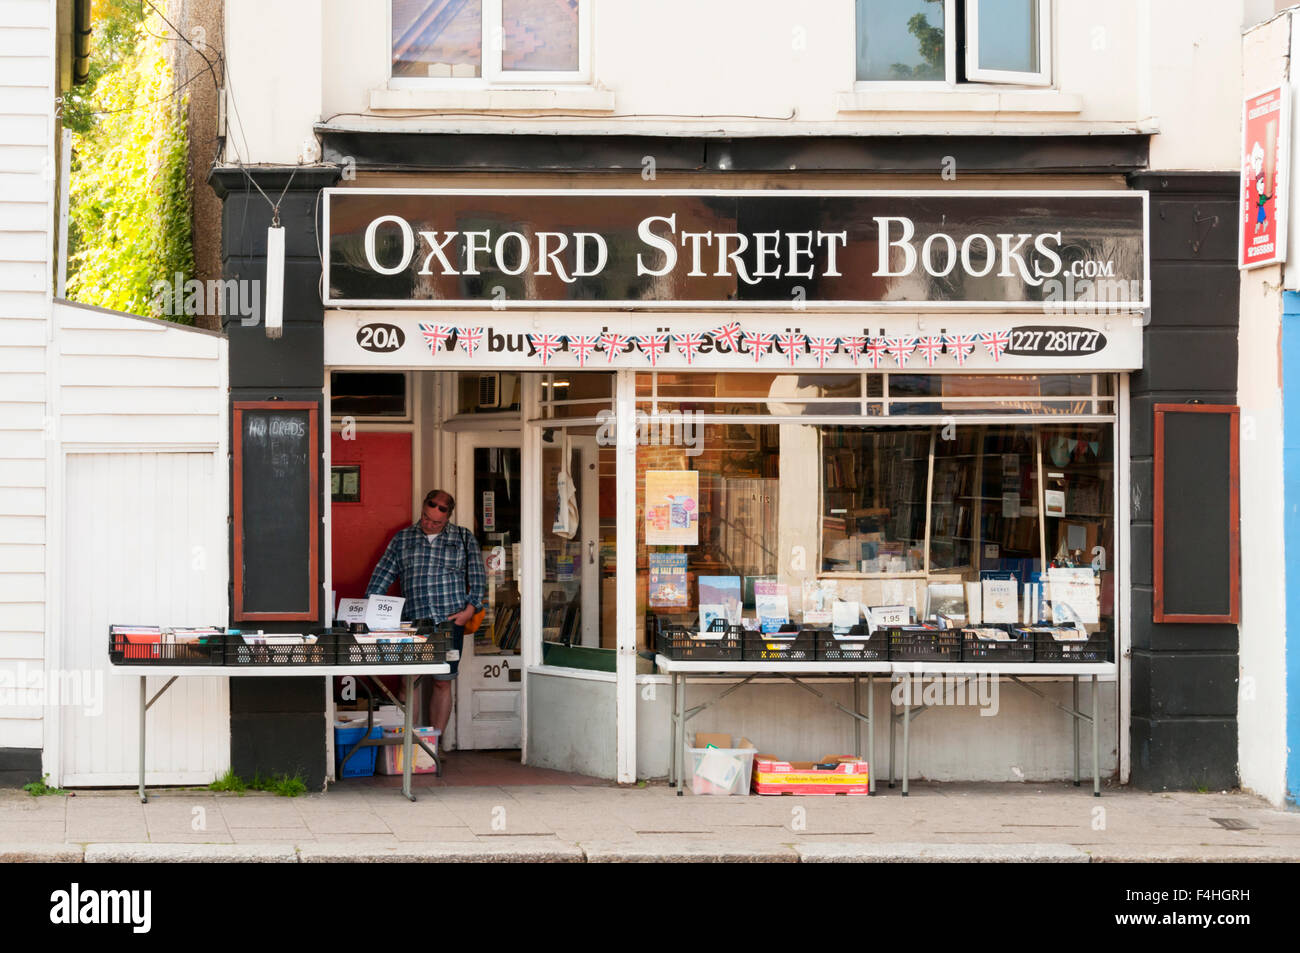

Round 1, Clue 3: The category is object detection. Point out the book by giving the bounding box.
[698,576,742,624]
[802,578,838,625]
[648,553,688,608]
[754,581,790,633]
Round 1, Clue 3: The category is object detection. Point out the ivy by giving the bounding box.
[66,3,194,323]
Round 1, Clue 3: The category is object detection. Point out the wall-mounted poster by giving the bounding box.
[645,470,699,545]
[1240,85,1290,269]
[648,553,688,607]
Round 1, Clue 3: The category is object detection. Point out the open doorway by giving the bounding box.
[325,368,613,782]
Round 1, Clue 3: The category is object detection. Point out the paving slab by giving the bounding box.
[1087,845,1300,862]
[298,841,584,862]
[84,843,299,862]
[797,842,1090,862]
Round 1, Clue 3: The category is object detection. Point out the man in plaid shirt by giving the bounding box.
[366,489,486,740]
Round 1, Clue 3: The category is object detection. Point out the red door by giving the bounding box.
[331,432,413,603]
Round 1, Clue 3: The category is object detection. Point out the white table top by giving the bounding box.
[654,654,1115,677]
[654,655,891,674]
[106,663,449,677]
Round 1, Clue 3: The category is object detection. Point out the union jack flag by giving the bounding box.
[863,337,888,369]
[712,321,742,353]
[454,326,484,357]
[776,331,806,366]
[886,337,916,367]
[569,334,601,368]
[529,333,564,366]
[841,335,867,365]
[672,331,706,365]
[418,323,453,355]
[915,335,944,367]
[637,333,670,367]
[598,331,629,363]
[944,333,977,367]
[806,336,837,368]
[741,330,774,364]
[980,330,1011,363]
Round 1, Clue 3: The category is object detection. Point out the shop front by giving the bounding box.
[308,187,1144,784]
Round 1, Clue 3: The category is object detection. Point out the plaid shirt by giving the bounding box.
[365,522,486,623]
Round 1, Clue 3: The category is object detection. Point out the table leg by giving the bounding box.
[868,675,876,795]
[675,673,686,796]
[1072,676,1080,787]
[1092,674,1100,797]
[138,677,147,804]
[902,679,911,797]
[667,673,678,786]
[888,687,896,789]
[853,676,862,760]
[402,674,415,802]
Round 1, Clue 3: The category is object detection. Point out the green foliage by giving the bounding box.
[66,2,195,322]
[208,768,247,793]
[23,774,69,797]
[890,1,945,80]
[209,769,307,797]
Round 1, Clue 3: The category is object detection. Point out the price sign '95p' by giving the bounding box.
[365,595,405,631]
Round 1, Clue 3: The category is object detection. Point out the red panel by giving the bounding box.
[331,431,413,603]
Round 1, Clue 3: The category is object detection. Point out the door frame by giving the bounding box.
[454,429,524,750]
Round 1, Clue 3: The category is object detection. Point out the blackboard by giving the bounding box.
[234,402,319,621]
[1154,404,1239,623]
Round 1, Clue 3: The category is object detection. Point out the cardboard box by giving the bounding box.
[753,755,870,795]
[694,732,732,749]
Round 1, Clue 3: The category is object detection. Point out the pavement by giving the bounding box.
[3,773,1300,862]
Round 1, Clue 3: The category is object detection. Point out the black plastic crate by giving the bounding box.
[1027,626,1113,663]
[815,625,889,661]
[224,631,331,665]
[743,627,816,662]
[108,625,225,665]
[887,625,962,662]
[333,624,452,666]
[961,626,1034,662]
[657,621,742,661]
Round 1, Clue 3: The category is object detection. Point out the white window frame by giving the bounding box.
[964,0,1051,87]
[389,0,591,88]
[854,0,1050,89]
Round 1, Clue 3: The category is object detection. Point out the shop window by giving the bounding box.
[392,0,589,83]
[330,372,409,419]
[539,371,614,421]
[855,0,1051,87]
[635,372,1115,644]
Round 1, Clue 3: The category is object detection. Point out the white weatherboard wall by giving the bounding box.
[50,301,230,786]
[0,0,54,758]
[1237,11,1292,807]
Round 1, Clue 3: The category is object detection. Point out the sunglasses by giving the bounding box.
[426,501,451,513]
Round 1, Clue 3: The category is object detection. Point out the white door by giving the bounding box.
[454,431,524,750]
[61,452,230,785]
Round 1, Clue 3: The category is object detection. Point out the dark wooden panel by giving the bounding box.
[1153,404,1239,623]
[233,402,319,621]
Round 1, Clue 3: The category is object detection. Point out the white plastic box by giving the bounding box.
[685,747,756,796]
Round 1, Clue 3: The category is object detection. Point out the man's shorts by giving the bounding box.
[431,624,465,681]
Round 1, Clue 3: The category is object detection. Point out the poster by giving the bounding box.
[648,553,688,607]
[1240,85,1290,269]
[482,490,496,531]
[1048,567,1101,624]
[645,470,699,545]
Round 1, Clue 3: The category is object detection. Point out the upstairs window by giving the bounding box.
[392,0,589,83]
[855,0,1051,86]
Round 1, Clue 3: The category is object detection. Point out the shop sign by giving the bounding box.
[325,313,1143,371]
[1240,86,1290,269]
[324,189,1147,310]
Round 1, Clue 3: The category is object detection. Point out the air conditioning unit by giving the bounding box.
[477,373,519,410]
[478,373,502,409]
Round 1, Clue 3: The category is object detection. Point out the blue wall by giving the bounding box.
[1283,292,1300,805]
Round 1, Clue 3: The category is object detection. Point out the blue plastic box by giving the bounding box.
[334,723,382,778]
